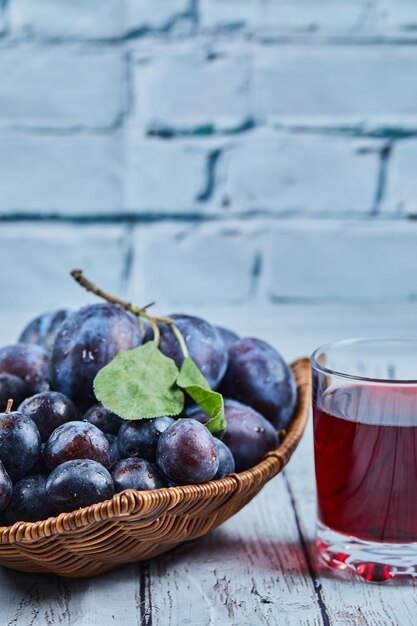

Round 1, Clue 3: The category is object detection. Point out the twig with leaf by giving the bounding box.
[70,270,225,437]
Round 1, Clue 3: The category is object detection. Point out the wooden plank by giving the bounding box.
[284,424,417,626]
[144,475,323,626]
[0,564,141,626]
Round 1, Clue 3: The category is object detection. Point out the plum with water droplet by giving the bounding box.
[83,404,123,435]
[157,419,219,485]
[111,458,165,492]
[222,400,279,472]
[51,303,142,410]
[19,391,80,442]
[46,459,115,513]
[0,410,41,481]
[4,474,53,523]
[118,416,174,463]
[44,421,112,469]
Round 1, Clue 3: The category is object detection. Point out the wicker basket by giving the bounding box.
[0,358,311,578]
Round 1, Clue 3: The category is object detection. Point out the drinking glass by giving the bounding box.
[311,338,417,582]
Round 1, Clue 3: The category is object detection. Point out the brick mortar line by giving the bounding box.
[0,212,416,225]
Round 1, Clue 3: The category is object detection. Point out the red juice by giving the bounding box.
[313,384,417,543]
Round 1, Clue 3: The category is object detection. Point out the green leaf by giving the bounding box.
[177,357,226,438]
[93,342,184,420]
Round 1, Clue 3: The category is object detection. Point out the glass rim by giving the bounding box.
[311,336,417,385]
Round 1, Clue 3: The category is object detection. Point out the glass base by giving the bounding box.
[316,521,417,583]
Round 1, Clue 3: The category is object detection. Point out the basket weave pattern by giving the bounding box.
[0,358,311,578]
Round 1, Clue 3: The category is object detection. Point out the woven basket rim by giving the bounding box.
[0,357,311,545]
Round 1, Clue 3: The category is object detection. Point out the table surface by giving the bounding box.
[0,304,416,626]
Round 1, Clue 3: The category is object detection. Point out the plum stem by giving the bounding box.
[5,399,13,414]
[70,269,188,358]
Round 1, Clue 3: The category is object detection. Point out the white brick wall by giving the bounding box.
[253,46,417,129]
[384,140,417,216]
[10,0,190,39]
[0,0,416,311]
[222,131,381,214]
[131,222,260,307]
[0,133,123,215]
[200,0,371,35]
[0,46,127,129]
[126,136,211,214]
[133,45,251,133]
[264,221,417,303]
[0,225,128,311]
[200,0,417,39]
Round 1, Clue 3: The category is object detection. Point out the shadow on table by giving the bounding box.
[2,527,415,596]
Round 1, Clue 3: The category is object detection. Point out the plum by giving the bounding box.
[44,421,112,469]
[19,391,80,442]
[0,344,50,393]
[19,309,71,351]
[83,404,123,435]
[0,410,41,481]
[184,404,210,424]
[213,439,235,479]
[216,326,239,352]
[32,443,49,475]
[105,433,121,467]
[222,400,279,472]
[0,461,12,513]
[220,338,296,429]
[51,303,142,410]
[46,460,115,513]
[111,458,165,492]
[0,374,30,411]
[157,419,219,485]
[144,314,228,390]
[118,417,174,463]
[4,475,53,523]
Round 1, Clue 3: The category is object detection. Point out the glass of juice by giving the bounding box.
[311,338,417,582]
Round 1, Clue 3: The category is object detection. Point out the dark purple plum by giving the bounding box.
[44,421,112,469]
[19,309,71,351]
[216,326,239,352]
[4,475,53,523]
[46,460,115,513]
[111,458,165,492]
[0,344,50,393]
[83,404,123,435]
[157,419,219,485]
[32,443,49,474]
[118,417,174,463]
[222,400,279,472]
[213,439,235,479]
[0,410,41,481]
[221,338,296,429]
[51,303,142,410]
[105,433,121,467]
[0,374,30,411]
[19,391,80,442]
[184,404,209,424]
[0,461,12,513]
[144,314,228,389]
